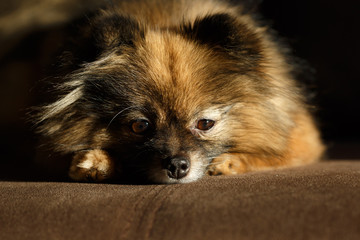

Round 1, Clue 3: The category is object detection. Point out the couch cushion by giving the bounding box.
[1,161,359,240]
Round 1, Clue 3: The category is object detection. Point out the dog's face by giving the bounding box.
[107,100,234,183]
[39,13,289,183]
[80,30,241,183]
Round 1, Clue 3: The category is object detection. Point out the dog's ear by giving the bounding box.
[57,14,143,71]
[92,13,144,51]
[181,13,261,56]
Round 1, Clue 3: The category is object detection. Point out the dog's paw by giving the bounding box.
[69,149,115,182]
[207,154,246,176]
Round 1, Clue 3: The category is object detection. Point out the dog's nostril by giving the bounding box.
[180,163,188,170]
[169,164,177,173]
[166,158,190,179]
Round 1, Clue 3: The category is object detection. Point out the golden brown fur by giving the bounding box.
[35,0,324,183]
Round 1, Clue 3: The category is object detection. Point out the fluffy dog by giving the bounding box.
[34,0,324,183]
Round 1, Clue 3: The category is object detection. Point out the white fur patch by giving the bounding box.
[190,105,235,139]
[77,159,94,170]
[178,152,207,183]
[76,151,111,172]
[41,86,83,122]
[197,105,234,121]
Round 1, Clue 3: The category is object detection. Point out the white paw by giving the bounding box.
[69,149,115,182]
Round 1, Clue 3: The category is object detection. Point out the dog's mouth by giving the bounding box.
[111,149,212,184]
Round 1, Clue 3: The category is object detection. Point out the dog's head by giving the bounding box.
[38,11,293,183]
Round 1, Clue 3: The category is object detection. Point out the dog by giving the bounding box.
[34,0,324,183]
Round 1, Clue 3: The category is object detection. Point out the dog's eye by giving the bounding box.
[196,119,215,131]
[131,119,150,134]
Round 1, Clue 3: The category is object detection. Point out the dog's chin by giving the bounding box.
[151,170,204,184]
[147,160,207,184]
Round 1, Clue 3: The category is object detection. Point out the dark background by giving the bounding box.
[259,0,360,157]
[0,0,359,179]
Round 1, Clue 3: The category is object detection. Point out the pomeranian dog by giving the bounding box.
[34,0,324,183]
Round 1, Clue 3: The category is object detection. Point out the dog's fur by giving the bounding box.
[34,0,324,183]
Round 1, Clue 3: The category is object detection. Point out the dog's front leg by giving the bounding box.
[68,149,115,182]
[207,153,248,175]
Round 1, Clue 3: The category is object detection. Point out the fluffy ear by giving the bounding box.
[92,13,144,51]
[181,13,261,55]
[56,14,143,71]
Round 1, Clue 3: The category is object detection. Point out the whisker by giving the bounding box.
[132,148,151,161]
[106,106,134,130]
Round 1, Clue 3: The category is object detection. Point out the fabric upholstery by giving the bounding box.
[1,161,359,240]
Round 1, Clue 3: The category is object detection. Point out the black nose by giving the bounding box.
[165,158,190,179]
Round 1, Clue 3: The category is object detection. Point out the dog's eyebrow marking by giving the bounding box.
[197,105,234,120]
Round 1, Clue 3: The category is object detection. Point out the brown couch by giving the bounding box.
[1,161,360,240]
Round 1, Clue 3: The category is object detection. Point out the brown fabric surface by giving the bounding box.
[1,161,360,240]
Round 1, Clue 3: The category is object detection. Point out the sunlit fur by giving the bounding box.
[34,0,324,183]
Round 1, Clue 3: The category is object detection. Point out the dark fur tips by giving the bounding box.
[93,14,143,51]
[182,14,239,48]
[181,13,261,59]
